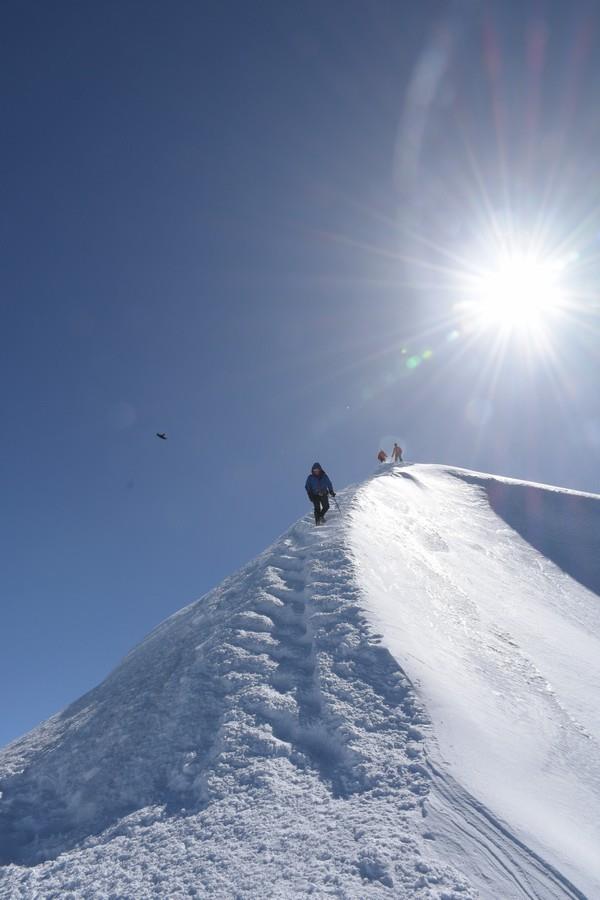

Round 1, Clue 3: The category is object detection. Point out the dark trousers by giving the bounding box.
[309,492,329,523]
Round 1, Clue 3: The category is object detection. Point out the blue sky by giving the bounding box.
[3,0,600,747]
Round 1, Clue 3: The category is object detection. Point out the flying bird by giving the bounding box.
[156,432,167,440]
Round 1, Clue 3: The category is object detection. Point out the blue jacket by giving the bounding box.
[305,472,333,497]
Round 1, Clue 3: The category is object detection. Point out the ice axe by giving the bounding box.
[332,494,341,514]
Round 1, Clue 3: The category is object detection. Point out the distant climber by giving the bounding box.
[305,462,336,526]
[156,432,167,440]
[377,449,388,463]
[392,443,403,463]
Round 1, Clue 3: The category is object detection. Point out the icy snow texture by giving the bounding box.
[352,465,600,899]
[0,464,598,898]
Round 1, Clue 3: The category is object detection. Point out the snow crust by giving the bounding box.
[1,464,598,898]
[351,464,600,899]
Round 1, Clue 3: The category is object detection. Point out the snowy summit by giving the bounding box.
[1,464,599,899]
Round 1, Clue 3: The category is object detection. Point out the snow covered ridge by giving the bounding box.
[1,465,599,898]
[351,464,600,899]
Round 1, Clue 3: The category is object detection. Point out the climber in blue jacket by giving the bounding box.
[305,462,335,525]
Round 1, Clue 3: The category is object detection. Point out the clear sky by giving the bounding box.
[3,0,600,748]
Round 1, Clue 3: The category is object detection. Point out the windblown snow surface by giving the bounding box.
[1,464,599,899]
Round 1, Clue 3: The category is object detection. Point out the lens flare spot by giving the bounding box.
[465,397,493,426]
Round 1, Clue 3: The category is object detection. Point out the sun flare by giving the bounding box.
[467,252,565,332]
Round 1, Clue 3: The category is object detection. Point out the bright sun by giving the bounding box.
[470,252,564,331]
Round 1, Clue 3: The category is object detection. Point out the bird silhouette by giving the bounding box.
[156,432,167,440]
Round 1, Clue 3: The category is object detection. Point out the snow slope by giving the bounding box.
[1,464,598,899]
[351,465,600,899]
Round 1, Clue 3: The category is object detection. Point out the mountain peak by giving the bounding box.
[1,464,599,898]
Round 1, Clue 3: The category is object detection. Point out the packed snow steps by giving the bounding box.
[209,522,432,804]
[0,485,432,871]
